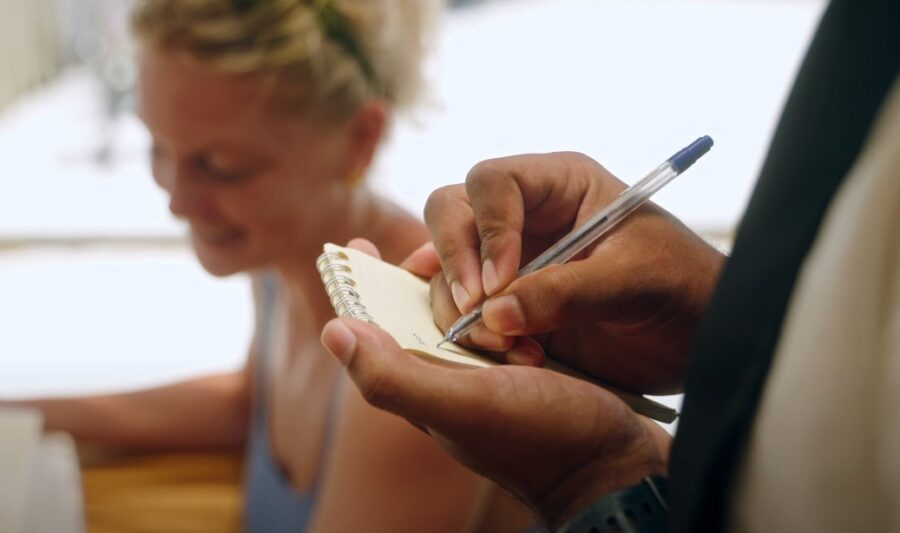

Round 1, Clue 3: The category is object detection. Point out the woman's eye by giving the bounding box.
[196,157,249,183]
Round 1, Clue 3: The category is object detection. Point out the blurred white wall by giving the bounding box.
[373,0,826,236]
[0,0,64,110]
[0,248,250,397]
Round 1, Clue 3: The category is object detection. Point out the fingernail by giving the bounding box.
[450,280,470,312]
[482,295,526,335]
[507,349,542,366]
[482,259,499,295]
[507,343,544,366]
[469,325,512,351]
[322,320,357,366]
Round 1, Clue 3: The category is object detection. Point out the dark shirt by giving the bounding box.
[668,0,900,531]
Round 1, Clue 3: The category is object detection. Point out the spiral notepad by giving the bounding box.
[316,243,677,423]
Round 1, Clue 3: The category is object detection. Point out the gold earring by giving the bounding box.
[346,172,365,188]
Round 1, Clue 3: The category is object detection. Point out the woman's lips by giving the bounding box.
[191,226,243,246]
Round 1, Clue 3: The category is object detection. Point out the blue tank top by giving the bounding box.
[244,275,337,533]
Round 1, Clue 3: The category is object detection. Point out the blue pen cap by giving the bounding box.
[667,135,714,173]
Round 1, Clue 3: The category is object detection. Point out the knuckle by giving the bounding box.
[349,335,398,410]
[559,150,593,164]
[528,266,577,324]
[561,270,604,325]
[556,150,598,172]
[358,366,393,409]
[424,185,464,226]
[476,208,519,262]
[435,245,465,278]
[478,223,510,252]
[465,158,507,190]
[555,151,597,171]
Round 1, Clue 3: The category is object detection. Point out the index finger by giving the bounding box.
[465,152,604,296]
[399,241,442,278]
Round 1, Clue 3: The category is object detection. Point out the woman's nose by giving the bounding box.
[157,163,209,220]
[168,179,209,220]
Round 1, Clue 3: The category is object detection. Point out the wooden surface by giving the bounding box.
[81,450,244,533]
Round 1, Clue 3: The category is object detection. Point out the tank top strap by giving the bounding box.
[250,270,342,498]
[252,271,280,424]
[308,374,348,495]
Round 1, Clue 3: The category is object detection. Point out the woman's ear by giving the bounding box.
[344,100,388,184]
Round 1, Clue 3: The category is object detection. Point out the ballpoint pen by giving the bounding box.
[438,135,714,348]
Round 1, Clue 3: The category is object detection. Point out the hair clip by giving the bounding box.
[313,0,381,92]
[228,0,381,94]
[232,0,258,11]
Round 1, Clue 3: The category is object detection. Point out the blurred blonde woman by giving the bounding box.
[12,0,535,531]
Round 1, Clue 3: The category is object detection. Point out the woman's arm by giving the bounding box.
[7,368,252,451]
[307,379,493,533]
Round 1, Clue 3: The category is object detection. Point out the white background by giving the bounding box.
[0,0,825,400]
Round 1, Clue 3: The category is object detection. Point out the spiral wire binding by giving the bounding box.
[316,251,375,323]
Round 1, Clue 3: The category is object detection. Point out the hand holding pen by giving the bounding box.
[420,143,724,394]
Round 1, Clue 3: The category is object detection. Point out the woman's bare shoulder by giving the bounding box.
[308,376,486,532]
[374,201,431,265]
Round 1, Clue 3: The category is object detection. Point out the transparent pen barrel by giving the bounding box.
[519,162,679,276]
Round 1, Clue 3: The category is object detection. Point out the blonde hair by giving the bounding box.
[132,0,438,118]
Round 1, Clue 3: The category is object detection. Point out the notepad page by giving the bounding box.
[327,243,494,368]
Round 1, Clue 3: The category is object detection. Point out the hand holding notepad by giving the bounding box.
[317,243,676,423]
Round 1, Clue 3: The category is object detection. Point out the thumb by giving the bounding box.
[320,317,491,427]
[345,237,382,259]
[480,259,636,336]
